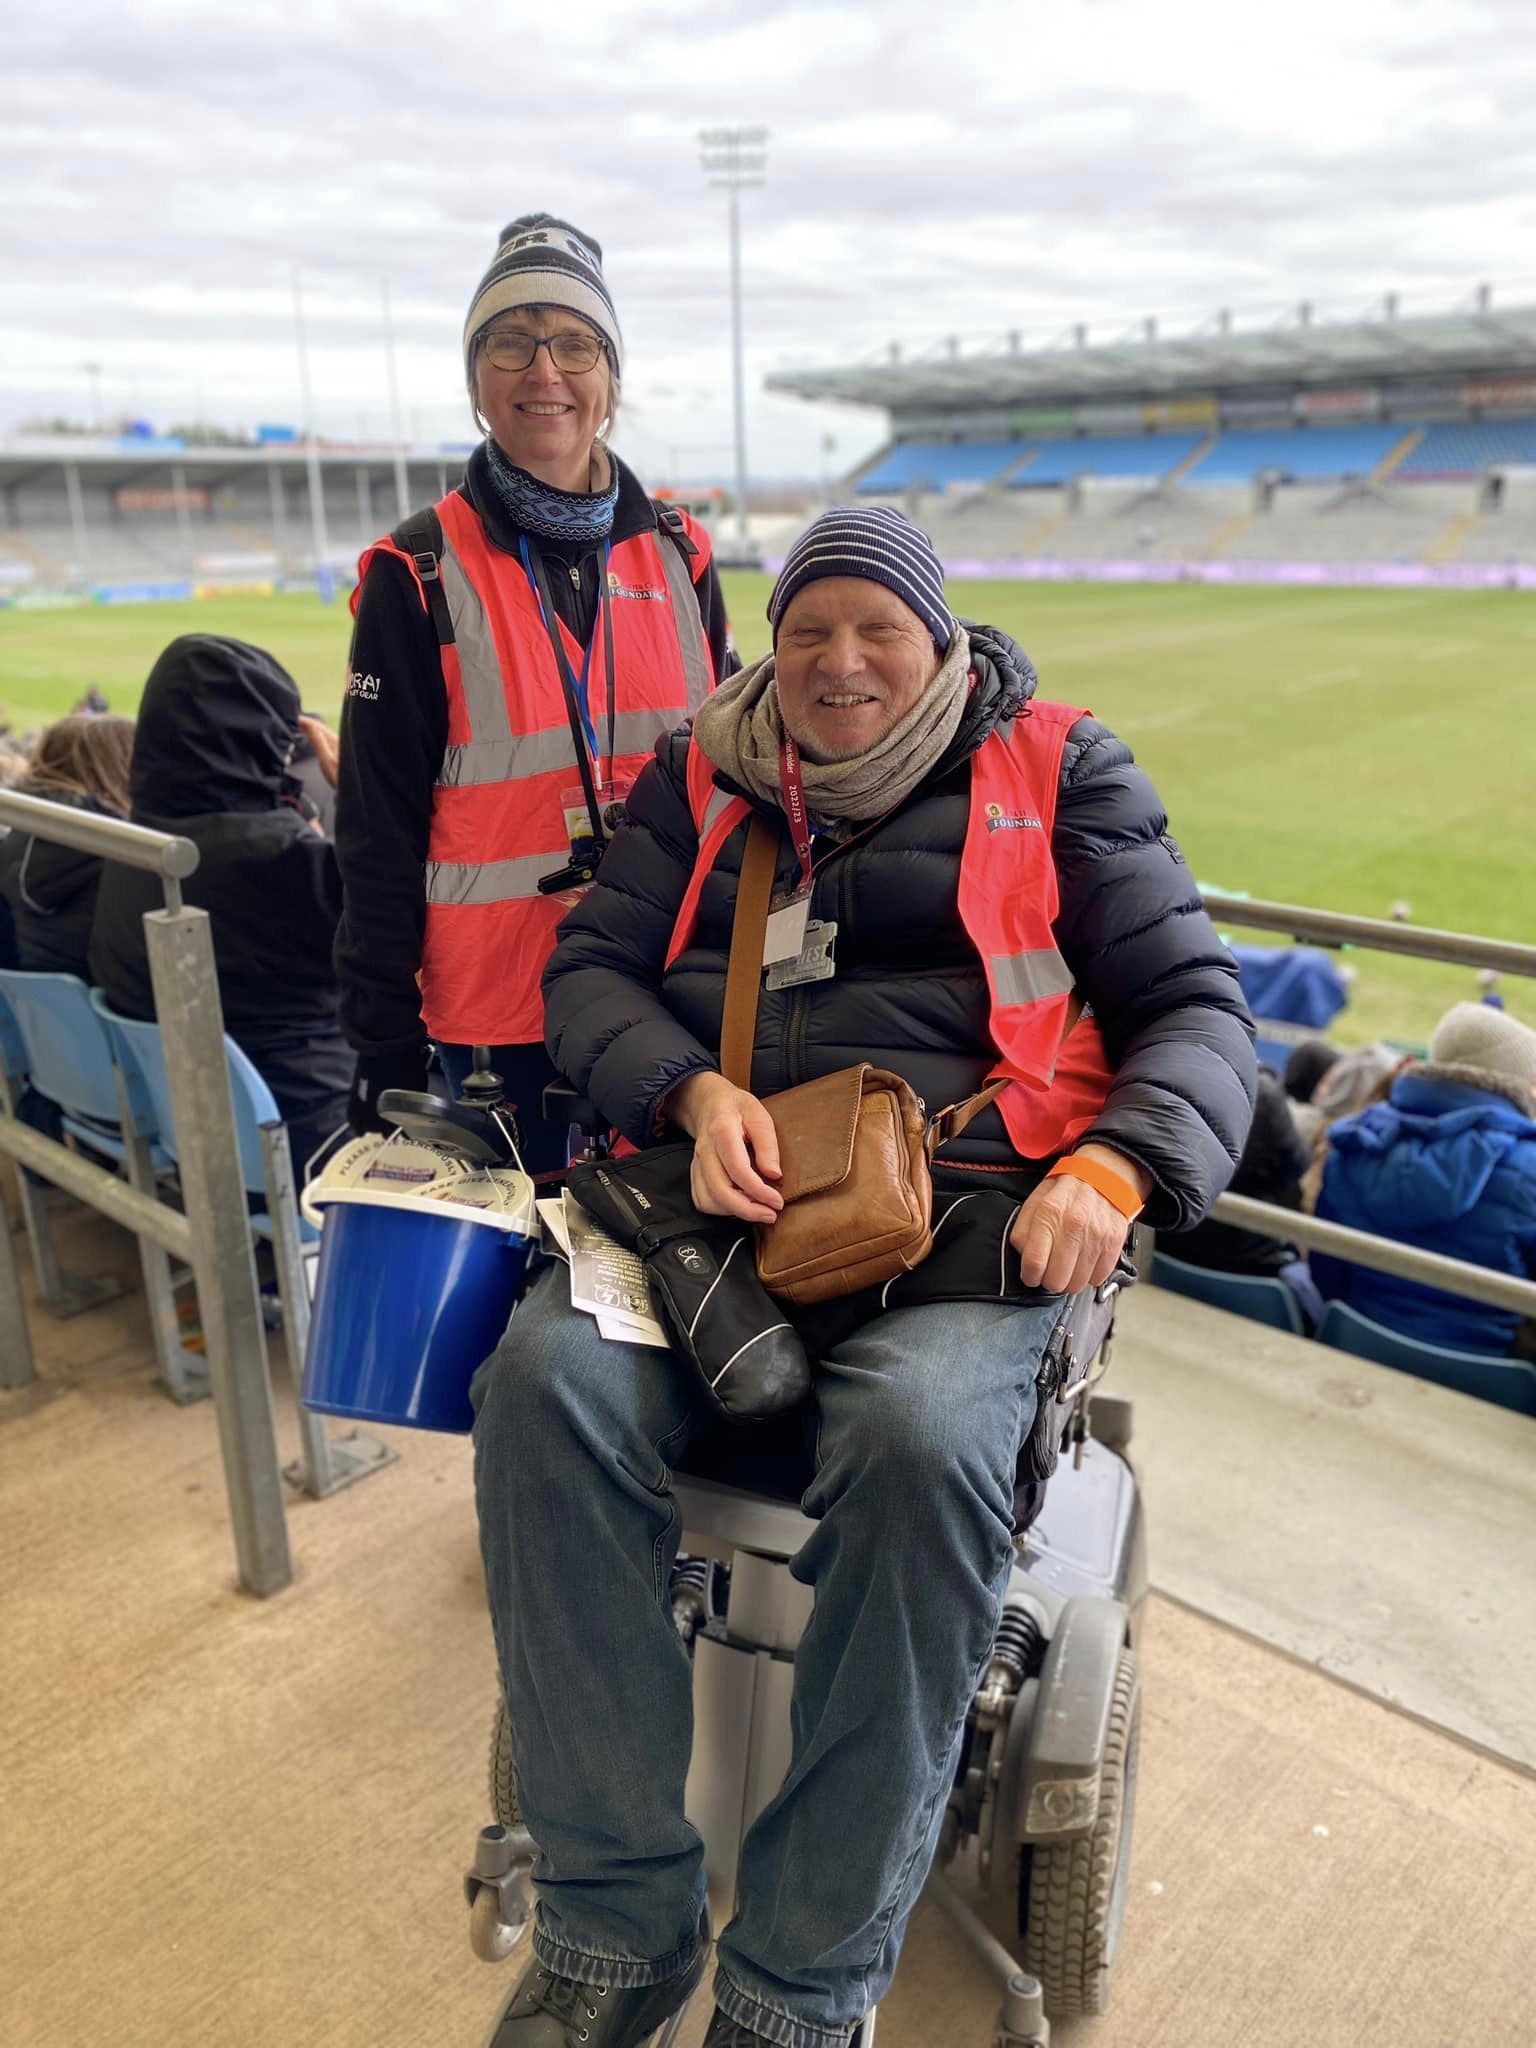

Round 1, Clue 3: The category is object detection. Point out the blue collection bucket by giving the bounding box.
[302,1190,533,1434]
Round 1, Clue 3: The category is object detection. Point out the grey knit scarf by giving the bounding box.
[692,627,971,828]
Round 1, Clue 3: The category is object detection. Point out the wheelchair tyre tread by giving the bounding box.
[489,1697,522,1830]
[1019,1646,1140,2017]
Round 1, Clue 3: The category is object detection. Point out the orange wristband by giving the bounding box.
[1046,1153,1145,1220]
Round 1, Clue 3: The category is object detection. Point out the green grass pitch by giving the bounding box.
[3,576,1531,1048]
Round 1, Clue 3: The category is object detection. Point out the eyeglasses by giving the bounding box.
[480,328,605,374]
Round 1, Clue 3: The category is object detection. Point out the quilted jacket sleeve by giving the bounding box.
[1053,716,1257,1229]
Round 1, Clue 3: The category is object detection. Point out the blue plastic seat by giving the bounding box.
[89,992,317,1243]
[1316,1300,1536,1416]
[1150,1249,1306,1336]
[0,968,166,1163]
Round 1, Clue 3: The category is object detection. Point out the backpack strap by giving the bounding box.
[652,499,700,564]
[392,506,455,650]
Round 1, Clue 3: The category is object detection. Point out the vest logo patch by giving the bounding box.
[607,572,666,602]
[346,669,381,701]
[984,802,1040,832]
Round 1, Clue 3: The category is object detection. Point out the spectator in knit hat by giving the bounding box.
[1312,1002,1536,1355]
[472,504,1256,2048]
[333,212,733,1172]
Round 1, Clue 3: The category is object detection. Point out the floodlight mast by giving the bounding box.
[698,125,768,554]
[290,267,331,580]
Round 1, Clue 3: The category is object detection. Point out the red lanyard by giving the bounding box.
[778,732,814,893]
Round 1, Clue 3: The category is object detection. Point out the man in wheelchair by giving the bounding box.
[471,507,1256,2047]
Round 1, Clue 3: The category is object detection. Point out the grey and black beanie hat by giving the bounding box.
[768,505,957,657]
[463,214,624,388]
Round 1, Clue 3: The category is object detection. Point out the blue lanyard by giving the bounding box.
[519,535,610,769]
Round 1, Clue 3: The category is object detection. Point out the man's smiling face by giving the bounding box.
[773,578,941,762]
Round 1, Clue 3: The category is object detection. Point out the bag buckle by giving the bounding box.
[412,550,441,583]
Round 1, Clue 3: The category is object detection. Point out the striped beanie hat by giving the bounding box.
[768,506,956,656]
[463,214,623,388]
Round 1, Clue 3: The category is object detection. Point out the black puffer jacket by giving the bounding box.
[544,625,1256,1230]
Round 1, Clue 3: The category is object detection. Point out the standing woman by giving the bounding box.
[334,214,732,1171]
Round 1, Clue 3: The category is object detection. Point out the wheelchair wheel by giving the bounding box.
[1018,1646,1140,2017]
[489,1697,521,1830]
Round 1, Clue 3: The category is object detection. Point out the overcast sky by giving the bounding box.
[5,0,1533,480]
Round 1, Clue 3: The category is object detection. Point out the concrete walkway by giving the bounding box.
[4,1200,1535,2047]
[1111,1285,1536,1772]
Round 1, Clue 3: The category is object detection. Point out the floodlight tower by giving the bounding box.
[698,126,768,557]
[291,267,331,584]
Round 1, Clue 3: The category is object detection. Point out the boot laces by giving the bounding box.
[526,1968,609,2042]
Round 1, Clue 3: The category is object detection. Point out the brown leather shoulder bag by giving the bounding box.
[719,812,1004,1306]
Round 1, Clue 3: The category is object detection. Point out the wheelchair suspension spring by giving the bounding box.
[977,1604,1043,1723]
[669,1555,713,1643]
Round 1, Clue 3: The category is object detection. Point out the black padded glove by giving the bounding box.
[566,1145,812,1423]
[348,1045,433,1135]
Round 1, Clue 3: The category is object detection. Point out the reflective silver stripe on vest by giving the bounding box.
[425,853,562,907]
[991,948,1075,1006]
[440,537,513,743]
[701,786,736,839]
[438,709,691,789]
[654,525,713,713]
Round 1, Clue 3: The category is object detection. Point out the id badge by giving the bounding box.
[763,888,812,966]
[765,919,837,990]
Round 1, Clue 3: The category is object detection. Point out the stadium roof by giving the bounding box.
[0,436,469,491]
[765,294,1536,412]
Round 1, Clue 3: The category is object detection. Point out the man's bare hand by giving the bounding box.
[1010,1144,1152,1296]
[297,714,341,789]
[665,1072,784,1225]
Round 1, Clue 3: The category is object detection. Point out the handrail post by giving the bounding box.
[0,1173,37,1388]
[142,905,292,1597]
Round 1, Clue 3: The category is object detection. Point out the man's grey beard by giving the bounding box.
[784,678,889,764]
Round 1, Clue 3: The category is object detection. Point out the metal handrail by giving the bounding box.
[1207,1193,1536,1319]
[1201,892,1536,979]
[0,793,291,1595]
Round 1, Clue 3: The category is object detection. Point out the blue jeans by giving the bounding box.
[471,1267,1057,2047]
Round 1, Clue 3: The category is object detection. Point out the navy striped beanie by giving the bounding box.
[464,214,623,387]
[768,506,956,657]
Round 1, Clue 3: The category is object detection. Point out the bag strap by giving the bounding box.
[720,812,779,1089]
[925,994,1086,1155]
[392,507,454,652]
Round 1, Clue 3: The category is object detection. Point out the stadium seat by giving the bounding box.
[1151,1249,1306,1336]
[1316,1301,1536,1416]
[0,969,196,1393]
[1184,423,1403,485]
[1396,417,1536,479]
[1008,432,1205,486]
[857,439,1022,494]
[91,994,382,1497]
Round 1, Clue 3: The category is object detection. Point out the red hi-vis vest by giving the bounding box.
[355,492,715,1045]
[665,701,1117,1161]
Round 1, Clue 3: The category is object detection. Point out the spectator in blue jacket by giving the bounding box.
[1312,1003,1536,1355]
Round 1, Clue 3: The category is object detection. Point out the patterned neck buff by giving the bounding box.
[483,436,619,545]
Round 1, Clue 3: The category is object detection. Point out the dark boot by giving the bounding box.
[703,2012,857,2047]
[484,1934,707,2048]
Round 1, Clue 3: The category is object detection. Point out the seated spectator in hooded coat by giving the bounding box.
[1312,1004,1536,1356]
[0,713,136,977]
[89,635,354,1178]
[1161,1066,1323,1330]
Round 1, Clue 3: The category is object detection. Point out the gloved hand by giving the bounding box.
[566,1146,812,1423]
[348,1045,434,1134]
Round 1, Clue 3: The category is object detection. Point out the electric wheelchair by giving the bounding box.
[390,1074,1147,2047]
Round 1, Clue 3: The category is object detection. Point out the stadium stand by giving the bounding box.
[1184,424,1404,485]
[1396,417,1536,478]
[1010,432,1206,486]
[856,440,1019,494]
